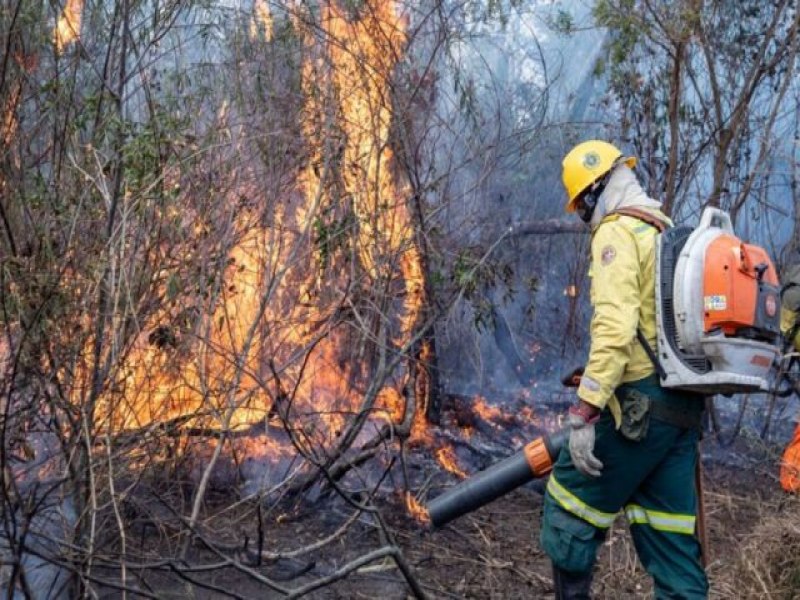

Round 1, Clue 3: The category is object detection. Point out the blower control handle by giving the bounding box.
[698,207,734,233]
[755,262,769,281]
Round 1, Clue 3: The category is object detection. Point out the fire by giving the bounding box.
[404,491,430,524]
[376,387,405,423]
[435,446,467,479]
[250,0,273,42]
[72,0,427,454]
[472,396,508,423]
[54,0,83,53]
[299,1,423,336]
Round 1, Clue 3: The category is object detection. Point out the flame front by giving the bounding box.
[79,1,426,441]
[435,446,467,479]
[300,0,423,339]
[52,1,470,520]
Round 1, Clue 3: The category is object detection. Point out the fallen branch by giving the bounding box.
[285,545,427,599]
[510,220,588,236]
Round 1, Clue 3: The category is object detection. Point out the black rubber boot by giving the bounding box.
[552,565,592,600]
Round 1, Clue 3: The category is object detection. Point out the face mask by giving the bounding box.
[576,186,603,223]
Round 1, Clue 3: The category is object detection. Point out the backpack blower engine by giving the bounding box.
[654,207,781,394]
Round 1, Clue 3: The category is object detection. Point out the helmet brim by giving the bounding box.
[565,156,637,213]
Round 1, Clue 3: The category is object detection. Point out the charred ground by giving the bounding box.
[95,408,800,599]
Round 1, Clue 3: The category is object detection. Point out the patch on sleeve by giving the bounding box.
[579,376,601,393]
[600,245,617,266]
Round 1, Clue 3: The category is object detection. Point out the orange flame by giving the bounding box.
[435,446,467,479]
[472,396,509,423]
[300,1,422,336]
[54,0,83,53]
[70,0,425,452]
[404,491,430,523]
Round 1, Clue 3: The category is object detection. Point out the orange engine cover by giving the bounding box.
[702,234,779,335]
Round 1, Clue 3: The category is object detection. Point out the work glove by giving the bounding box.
[567,402,603,478]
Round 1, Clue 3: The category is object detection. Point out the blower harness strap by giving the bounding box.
[608,208,671,381]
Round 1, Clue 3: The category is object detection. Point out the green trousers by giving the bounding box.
[540,376,708,599]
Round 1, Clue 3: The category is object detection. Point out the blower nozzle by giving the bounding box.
[426,429,567,528]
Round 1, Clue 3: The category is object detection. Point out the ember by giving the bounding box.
[404,491,431,524]
[435,446,468,479]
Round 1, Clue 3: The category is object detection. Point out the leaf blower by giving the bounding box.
[426,368,581,528]
[426,428,567,528]
[428,206,786,525]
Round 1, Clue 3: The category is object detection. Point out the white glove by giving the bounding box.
[567,410,604,478]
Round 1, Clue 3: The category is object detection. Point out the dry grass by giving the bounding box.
[712,495,800,599]
[588,432,800,600]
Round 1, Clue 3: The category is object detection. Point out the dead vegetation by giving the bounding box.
[72,430,796,599]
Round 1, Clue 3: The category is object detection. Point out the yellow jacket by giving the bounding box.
[577,211,670,426]
[781,307,800,351]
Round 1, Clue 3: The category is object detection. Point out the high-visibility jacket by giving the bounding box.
[781,421,800,492]
[576,209,671,426]
[782,263,800,351]
[781,307,800,352]
[780,270,800,492]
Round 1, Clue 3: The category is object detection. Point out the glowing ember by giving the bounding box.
[472,396,508,423]
[54,0,83,53]
[435,446,467,479]
[404,491,430,523]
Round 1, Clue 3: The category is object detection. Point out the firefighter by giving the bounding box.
[540,140,708,599]
[779,255,800,492]
[780,256,800,353]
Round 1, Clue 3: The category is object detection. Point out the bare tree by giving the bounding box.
[592,0,799,222]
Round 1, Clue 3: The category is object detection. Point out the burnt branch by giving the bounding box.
[510,220,588,236]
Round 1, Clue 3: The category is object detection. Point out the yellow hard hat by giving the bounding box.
[562,140,637,212]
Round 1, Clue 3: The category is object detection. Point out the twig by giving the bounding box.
[285,546,414,599]
[105,434,127,599]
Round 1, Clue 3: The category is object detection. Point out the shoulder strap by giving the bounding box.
[610,207,670,233]
[636,330,666,381]
[606,206,670,379]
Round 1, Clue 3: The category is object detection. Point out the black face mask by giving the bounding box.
[576,185,603,223]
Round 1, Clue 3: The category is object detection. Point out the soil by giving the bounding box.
[117,426,800,600]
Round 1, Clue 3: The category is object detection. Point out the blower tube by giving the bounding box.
[427,429,567,528]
